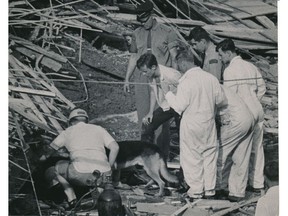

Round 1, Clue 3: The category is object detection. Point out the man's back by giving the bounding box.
[52,122,115,173]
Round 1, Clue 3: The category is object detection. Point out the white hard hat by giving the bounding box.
[68,108,88,121]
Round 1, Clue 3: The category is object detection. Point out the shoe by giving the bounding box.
[203,195,215,200]
[215,190,229,200]
[228,195,244,202]
[246,186,265,195]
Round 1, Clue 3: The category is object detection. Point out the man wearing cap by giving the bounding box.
[40,108,119,208]
[123,0,179,145]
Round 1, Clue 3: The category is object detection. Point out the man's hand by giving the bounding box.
[143,113,153,125]
[124,81,130,93]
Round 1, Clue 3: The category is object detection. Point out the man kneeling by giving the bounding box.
[41,108,119,208]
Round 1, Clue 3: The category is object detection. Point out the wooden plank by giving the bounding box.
[10,55,75,109]
[10,35,68,63]
[211,196,260,216]
[202,2,234,13]
[9,72,48,126]
[207,29,274,43]
[256,15,276,29]
[15,47,62,72]
[9,61,65,132]
[9,98,51,131]
[137,202,180,215]
[260,29,277,43]
[240,20,264,29]
[9,86,56,97]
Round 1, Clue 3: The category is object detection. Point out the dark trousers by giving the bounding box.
[141,107,180,161]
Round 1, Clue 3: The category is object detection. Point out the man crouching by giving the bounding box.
[40,108,119,208]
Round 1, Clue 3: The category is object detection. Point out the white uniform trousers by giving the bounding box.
[216,117,254,197]
[181,141,218,198]
[248,121,265,189]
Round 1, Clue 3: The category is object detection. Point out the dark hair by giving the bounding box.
[216,38,236,52]
[188,26,210,42]
[136,52,158,69]
[264,161,279,182]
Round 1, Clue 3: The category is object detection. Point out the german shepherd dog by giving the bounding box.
[114,141,179,196]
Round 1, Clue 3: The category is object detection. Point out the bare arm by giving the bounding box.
[143,87,156,125]
[107,141,119,168]
[124,53,138,92]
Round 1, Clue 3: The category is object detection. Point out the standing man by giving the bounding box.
[136,52,182,161]
[161,51,227,200]
[216,39,266,194]
[123,0,179,144]
[187,26,222,81]
[41,108,119,208]
[216,86,254,202]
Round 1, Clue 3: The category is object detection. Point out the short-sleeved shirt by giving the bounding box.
[150,64,182,111]
[130,18,179,67]
[51,122,115,173]
[203,42,222,81]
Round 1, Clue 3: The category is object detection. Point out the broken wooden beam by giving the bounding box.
[15,47,62,72]
[9,86,56,97]
[10,35,68,63]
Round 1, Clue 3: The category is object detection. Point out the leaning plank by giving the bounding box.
[202,2,234,13]
[207,29,274,43]
[15,47,62,72]
[260,29,277,43]
[10,62,65,132]
[9,86,56,97]
[10,35,68,63]
[44,99,68,122]
[256,15,276,29]
[9,72,48,125]
[9,98,51,131]
[10,55,75,109]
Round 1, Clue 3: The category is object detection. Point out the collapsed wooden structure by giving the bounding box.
[8,0,278,215]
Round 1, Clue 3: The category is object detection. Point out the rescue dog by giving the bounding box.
[114,141,179,196]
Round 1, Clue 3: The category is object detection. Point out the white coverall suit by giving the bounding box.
[216,86,254,197]
[223,56,266,189]
[165,67,226,198]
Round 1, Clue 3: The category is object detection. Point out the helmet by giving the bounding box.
[68,108,88,121]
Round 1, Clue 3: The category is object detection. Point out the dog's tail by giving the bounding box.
[159,159,179,183]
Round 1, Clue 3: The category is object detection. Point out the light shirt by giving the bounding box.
[130,18,179,67]
[150,64,181,111]
[203,42,222,81]
[165,67,225,151]
[223,56,266,122]
[51,122,115,173]
[255,186,279,216]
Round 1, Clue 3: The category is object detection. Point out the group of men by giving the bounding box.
[40,0,276,212]
[123,0,267,202]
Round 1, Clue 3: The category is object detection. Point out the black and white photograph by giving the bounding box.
[4,0,284,215]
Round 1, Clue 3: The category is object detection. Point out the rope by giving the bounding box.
[9,75,277,85]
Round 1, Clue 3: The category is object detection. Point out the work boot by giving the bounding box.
[228,195,244,202]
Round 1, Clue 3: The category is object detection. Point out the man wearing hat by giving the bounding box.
[124,0,180,148]
[40,108,119,208]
